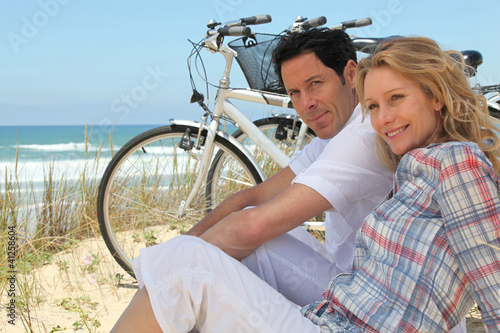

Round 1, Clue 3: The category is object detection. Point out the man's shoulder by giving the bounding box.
[344,110,375,134]
[327,112,375,148]
[289,105,376,169]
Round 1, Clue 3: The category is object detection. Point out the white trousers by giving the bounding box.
[241,227,467,333]
[241,226,338,306]
[133,235,321,333]
[135,233,467,333]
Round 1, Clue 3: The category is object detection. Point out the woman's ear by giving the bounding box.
[434,99,444,112]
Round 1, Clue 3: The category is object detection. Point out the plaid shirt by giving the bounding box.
[302,142,500,332]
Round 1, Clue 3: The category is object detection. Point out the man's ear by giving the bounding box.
[344,60,357,87]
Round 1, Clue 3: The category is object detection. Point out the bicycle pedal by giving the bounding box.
[180,130,195,151]
[275,122,287,140]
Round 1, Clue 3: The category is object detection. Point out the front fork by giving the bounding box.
[176,117,220,217]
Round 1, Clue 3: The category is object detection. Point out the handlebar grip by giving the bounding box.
[342,18,372,29]
[240,14,272,25]
[219,26,252,36]
[302,16,327,30]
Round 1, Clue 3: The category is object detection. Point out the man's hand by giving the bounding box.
[200,183,332,260]
[185,167,296,237]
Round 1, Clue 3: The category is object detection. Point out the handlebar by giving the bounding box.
[219,26,252,36]
[301,16,327,30]
[287,16,327,34]
[239,14,272,25]
[328,17,372,30]
[206,14,272,37]
[287,16,372,34]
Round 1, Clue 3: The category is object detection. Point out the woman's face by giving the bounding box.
[364,66,444,155]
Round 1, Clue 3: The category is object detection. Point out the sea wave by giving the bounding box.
[14,142,115,152]
[0,157,112,188]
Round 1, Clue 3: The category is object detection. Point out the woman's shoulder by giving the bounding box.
[405,141,493,173]
[409,141,482,160]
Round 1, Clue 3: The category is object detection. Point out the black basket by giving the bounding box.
[228,33,286,94]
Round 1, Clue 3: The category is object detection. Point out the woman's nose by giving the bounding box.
[376,104,395,127]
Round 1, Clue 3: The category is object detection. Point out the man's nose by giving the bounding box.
[300,92,317,112]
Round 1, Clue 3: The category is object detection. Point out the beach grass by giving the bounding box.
[0,125,122,332]
[0,123,292,331]
[0,124,275,331]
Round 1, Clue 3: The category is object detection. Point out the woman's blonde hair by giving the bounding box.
[355,36,500,174]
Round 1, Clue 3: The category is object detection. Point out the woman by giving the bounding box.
[112,37,500,332]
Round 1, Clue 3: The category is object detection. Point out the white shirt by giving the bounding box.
[288,105,393,271]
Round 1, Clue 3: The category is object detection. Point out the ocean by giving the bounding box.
[0,124,160,196]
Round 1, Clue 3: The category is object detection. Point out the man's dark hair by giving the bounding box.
[272,28,357,86]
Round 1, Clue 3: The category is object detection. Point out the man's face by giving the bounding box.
[281,52,357,139]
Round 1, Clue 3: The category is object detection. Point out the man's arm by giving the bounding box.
[200,182,332,260]
[185,166,296,237]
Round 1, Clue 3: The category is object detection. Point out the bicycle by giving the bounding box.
[97,15,373,275]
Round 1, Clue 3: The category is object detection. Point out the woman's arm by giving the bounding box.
[437,145,500,330]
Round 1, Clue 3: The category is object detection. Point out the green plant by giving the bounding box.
[144,230,158,247]
[72,320,84,331]
[115,272,125,285]
[56,260,69,272]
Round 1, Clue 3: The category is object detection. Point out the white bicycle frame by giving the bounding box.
[174,33,310,217]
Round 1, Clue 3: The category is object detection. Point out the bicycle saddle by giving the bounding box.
[352,36,402,54]
[449,50,483,76]
[461,50,483,70]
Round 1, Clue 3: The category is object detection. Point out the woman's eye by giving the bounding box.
[367,103,378,111]
[391,94,404,101]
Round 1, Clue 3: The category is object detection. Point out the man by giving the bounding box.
[188,28,393,305]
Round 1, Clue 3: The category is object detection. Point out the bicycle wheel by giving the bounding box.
[489,106,500,120]
[206,116,326,239]
[97,125,263,275]
[206,116,316,207]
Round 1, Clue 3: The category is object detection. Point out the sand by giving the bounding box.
[1,237,138,333]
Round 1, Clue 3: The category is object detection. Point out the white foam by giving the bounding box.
[0,157,112,191]
[14,142,115,152]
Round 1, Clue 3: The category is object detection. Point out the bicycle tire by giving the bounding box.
[489,106,500,120]
[206,116,316,208]
[97,125,263,275]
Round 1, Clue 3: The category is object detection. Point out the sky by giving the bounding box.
[1,0,499,127]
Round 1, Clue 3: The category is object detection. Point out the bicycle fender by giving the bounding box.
[169,119,268,180]
[487,100,500,112]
